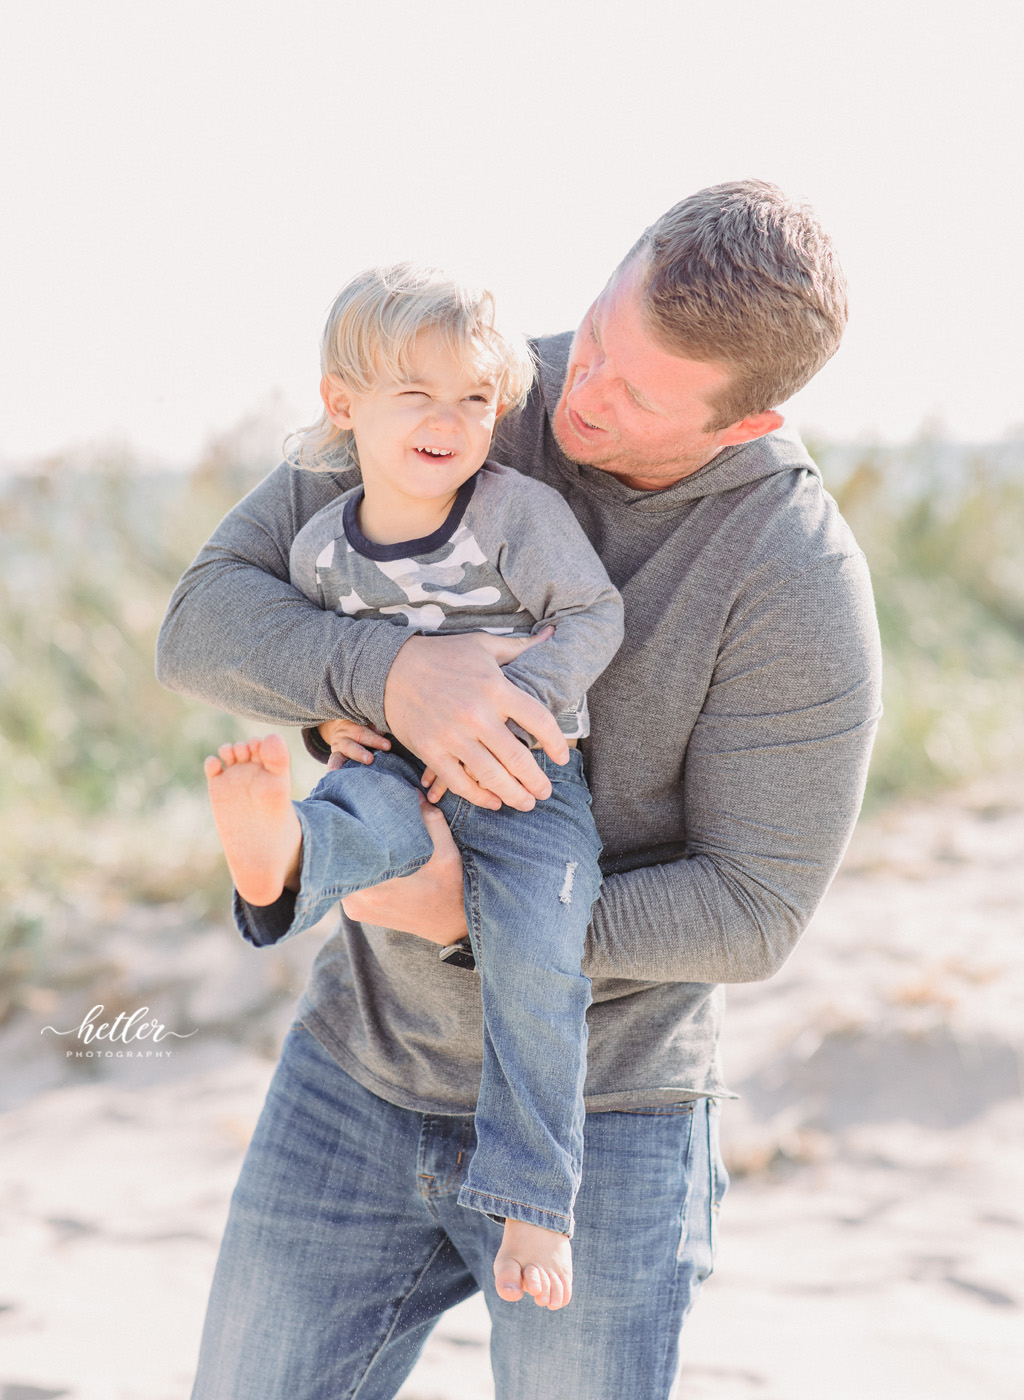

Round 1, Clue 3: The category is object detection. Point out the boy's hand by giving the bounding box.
[383,627,567,813]
[318,718,392,766]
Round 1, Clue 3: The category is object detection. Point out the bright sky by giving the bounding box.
[1,0,1021,465]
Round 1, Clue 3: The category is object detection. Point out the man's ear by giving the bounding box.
[321,374,355,429]
[716,409,784,448]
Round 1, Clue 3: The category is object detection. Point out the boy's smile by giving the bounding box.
[321,328,500,544]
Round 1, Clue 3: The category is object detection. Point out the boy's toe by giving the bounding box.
[494,1257,525,1302]
[522,1264,549,1306]
[259,733,291,773]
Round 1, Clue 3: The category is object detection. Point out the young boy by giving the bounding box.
[203,264,623,1311]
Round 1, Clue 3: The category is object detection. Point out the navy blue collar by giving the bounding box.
[342,472,479,561]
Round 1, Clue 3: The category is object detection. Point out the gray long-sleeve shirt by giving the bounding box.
[157,332,882,1111]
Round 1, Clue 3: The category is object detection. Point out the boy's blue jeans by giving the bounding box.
[190,1021,726,1400]
[238,745,603,1236]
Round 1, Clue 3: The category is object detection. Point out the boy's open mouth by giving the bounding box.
[414,447,455,458]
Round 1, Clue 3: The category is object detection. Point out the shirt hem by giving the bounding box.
[298,999,737,1114]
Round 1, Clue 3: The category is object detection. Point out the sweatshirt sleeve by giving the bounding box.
[584,550,883,984]
[472,468,625,719]
[155,462,408,729]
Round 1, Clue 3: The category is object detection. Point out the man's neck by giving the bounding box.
[608,446,725,491]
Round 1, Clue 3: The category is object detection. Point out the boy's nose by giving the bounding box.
[427,402,459,428]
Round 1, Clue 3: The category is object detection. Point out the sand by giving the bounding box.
[1,774,1021,1399]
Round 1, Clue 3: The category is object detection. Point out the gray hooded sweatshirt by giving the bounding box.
[156,333,882,1112]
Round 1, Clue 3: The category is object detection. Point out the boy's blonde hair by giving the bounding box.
[286,263,536,471]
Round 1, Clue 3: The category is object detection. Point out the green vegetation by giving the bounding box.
[1,429,1022,1014]
[817,439,1024,808]
[0,425,321,1018]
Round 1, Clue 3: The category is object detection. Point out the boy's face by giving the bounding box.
[322,329,499,506]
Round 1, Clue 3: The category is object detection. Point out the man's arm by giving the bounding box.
[588,549,882,982]
[156,462,408,729]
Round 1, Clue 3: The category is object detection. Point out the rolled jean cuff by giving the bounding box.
[457,1186,574,1238]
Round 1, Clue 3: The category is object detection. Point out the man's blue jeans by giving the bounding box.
[190,1021,727,1400]
[237,746,603,1236]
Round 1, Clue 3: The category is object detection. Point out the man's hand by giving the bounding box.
[340,796,468,945]
[383,628,568,812]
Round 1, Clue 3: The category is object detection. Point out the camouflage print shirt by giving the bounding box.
[288,459,625,739]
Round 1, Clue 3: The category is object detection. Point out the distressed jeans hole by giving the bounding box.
[559,861,579,905]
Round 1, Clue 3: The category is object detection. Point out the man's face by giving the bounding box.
[552,261,765,490]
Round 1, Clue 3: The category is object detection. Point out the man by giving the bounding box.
[157,180,882,1400]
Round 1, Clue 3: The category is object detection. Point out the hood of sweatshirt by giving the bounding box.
[533,332,822,512]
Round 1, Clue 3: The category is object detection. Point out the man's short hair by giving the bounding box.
[625,180,847,430]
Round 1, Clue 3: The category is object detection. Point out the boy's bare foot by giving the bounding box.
[203,735,302,906]
[494,1219,573,1311]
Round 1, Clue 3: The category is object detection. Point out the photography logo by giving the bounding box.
[41,1004,199,1060]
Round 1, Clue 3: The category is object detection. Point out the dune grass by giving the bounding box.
[0,426,317,1017]
[817,439,1024,808]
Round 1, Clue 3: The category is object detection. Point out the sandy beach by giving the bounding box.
[1,772,1021,1399]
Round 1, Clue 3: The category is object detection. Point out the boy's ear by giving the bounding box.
[321,374,355,429]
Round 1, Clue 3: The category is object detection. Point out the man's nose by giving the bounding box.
[567,357,609,415]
